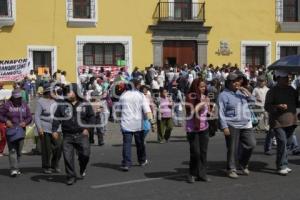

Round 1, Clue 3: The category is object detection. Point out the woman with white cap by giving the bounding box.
[265,70,299,175]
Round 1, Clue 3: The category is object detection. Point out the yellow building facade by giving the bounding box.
[0,0,300,82]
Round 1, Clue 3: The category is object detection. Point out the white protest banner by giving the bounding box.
[0,59,30,81]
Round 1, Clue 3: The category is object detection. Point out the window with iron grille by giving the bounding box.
[33,51,52,75]
[73,0,91,19]
[83,43,125,66]
[283,0,298,22]
[280,46,299,57]
[246,46,266,67]
[0,0,8,16]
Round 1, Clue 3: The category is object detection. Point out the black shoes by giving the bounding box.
[196,176,211,182]
[187,175,211,183]
[66,177,76,185]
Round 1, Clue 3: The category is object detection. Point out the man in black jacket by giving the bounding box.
[52,83,95,185]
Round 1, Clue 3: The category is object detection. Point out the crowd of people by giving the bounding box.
[0,62,300,185]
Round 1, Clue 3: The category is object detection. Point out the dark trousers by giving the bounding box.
[274,126,296,170]
[7,139,24,171]
[41,133,62,169]
[264,129,275,152]
[158,118,173,142]
[122,131,146,167]
[63,133,90,178]
[225,126,256,170]
[187,130,209,178]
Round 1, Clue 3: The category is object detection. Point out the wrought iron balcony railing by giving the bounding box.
[154,1,205,22]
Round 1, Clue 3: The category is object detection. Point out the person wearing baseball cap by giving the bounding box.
[34,83,63,174]
[0,89,32,177]
[218,72,256,179]
[265,70,298,175]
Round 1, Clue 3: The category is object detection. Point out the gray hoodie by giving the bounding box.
[35,97,61,134]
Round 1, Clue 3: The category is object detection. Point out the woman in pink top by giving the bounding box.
[158,88,173,143]
[185,78,210,183]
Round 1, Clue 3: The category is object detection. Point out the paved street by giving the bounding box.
[1,122,300,200]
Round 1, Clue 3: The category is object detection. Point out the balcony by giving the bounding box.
[0,0,16,28]
[154,1,205,22]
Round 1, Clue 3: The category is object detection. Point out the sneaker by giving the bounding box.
[139,160,148,167]
[272,138,277,146]
[240,167,250,176]
[228,170,239,179]
[187,175,196,184]
[120,166,129,172]
[286,168,292,173]
[10,170,18,177]
[66,177,76,186]
[264,151,273,156]
[278,168,289,176]
[159,140,165,144]
[17,170,21,175]
[80,170,86,178]
[196,176,211,182]
[51,168,61,173]
[43,168,52,174]
[98,142,105,146]
[0,153,4,157]
[292,149,300,155]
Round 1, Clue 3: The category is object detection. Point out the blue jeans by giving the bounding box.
[274,126,296,170]
[287,135,299,152]
[173,105,183,126]
[264,129,275,152]
[122,131,146,167]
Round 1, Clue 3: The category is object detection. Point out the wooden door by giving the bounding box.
[163,40,197,66]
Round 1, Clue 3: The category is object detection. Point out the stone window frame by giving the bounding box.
[276,0,300,32]
[240,41,272,69]
[276,41,300,60]
[66,0,98,27]
[0,0,16,28]
[76,35,133,75]
[27,45,58,75]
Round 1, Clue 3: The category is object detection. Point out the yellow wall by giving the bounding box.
[1,0,300,82]
[0,0,157,82]
[205,0,300,66]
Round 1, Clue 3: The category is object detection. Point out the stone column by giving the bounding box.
[152,40,163,67]
[197,41,208,66]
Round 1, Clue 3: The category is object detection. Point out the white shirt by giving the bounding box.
[0,89,12,100]
[166,72,175,84]
[188,74,194,85]
[151,80,160,90]
[27,74,37,83]
[252,86,269,107]
[119,90,151,132]
[158,74,165,88]
[60,75,67,84]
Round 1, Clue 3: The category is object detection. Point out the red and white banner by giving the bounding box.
[78,66,128,81]
[0,59,30,81]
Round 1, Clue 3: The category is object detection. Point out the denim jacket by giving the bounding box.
[218,88,256,129]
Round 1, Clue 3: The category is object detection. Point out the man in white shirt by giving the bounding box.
[27,70,37,96]
[117,79,153,171]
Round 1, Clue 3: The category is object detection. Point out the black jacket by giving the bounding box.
[52,99,95,135]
